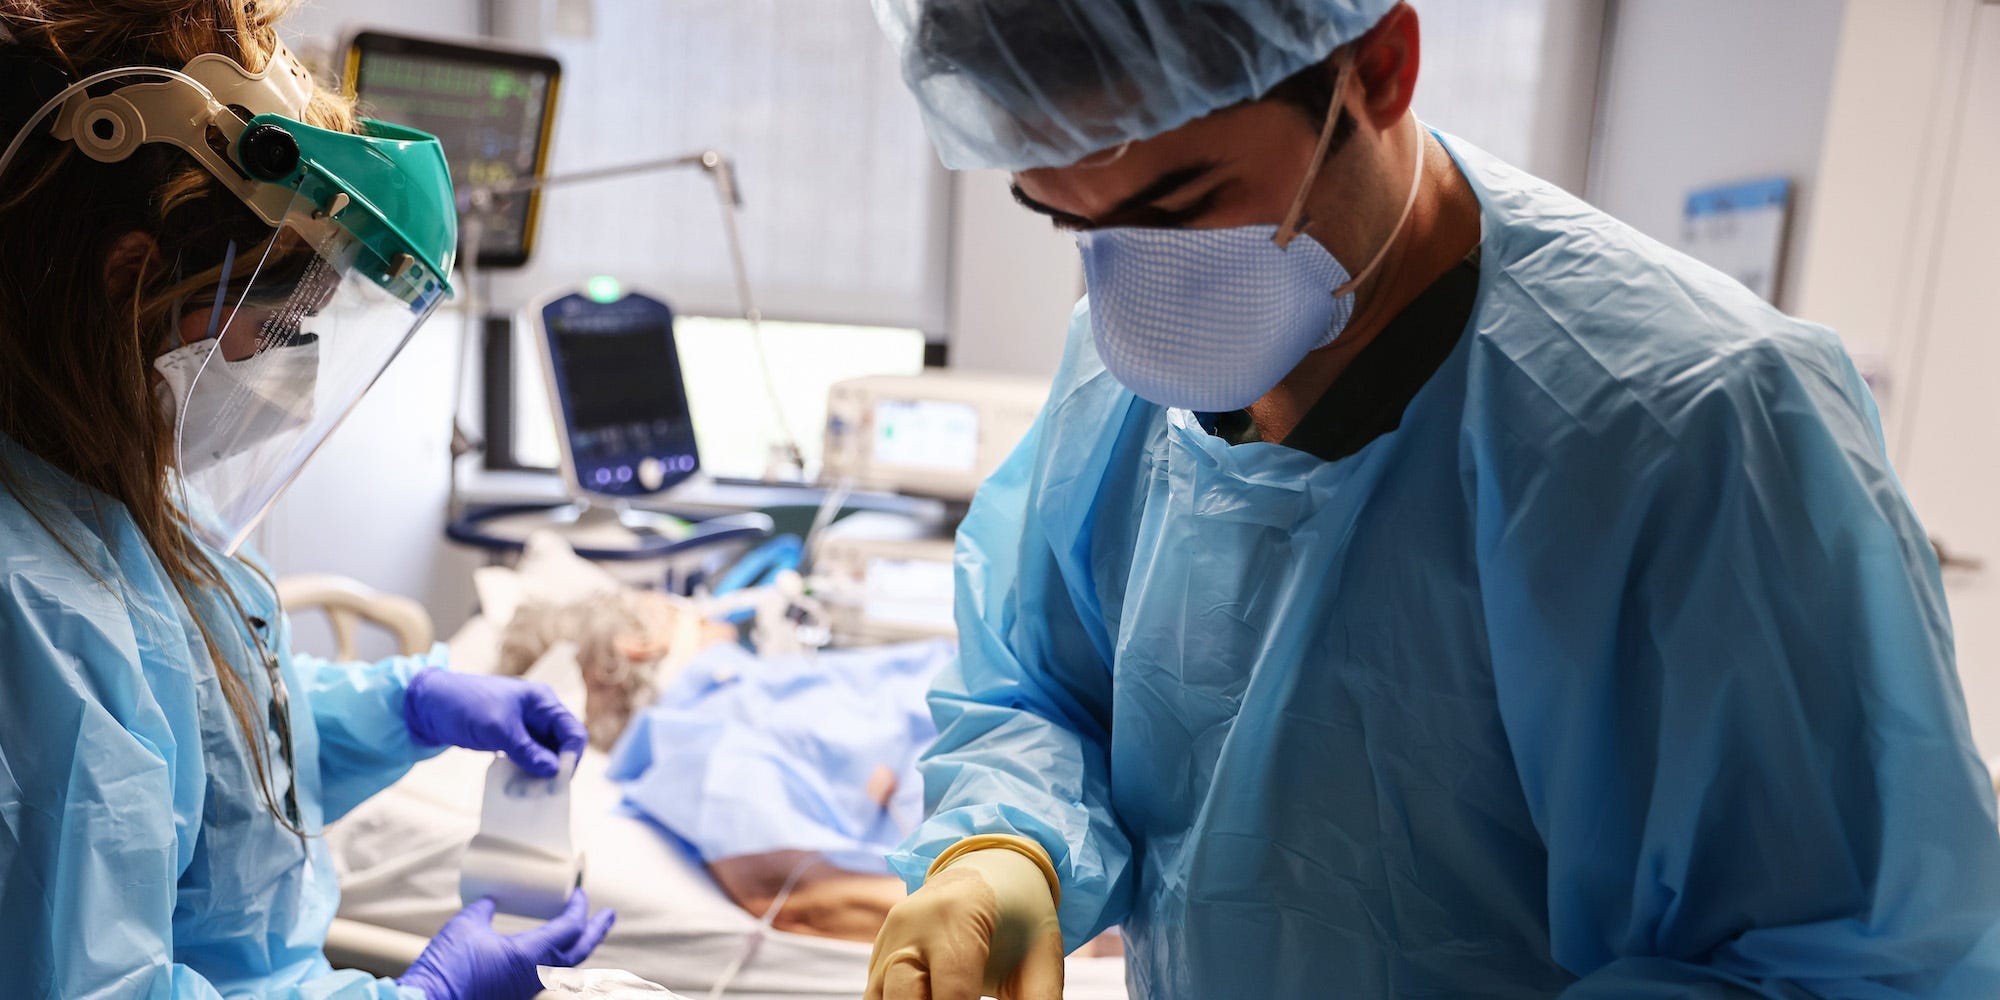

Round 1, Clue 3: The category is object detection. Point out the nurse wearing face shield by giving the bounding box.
[0,2,612,996]
[865,1,2000,997]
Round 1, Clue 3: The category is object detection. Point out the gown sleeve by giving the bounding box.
[0,576,422,999]
[888,313,1141,953]
[1481,333,2000,997]
[292,642,448,823]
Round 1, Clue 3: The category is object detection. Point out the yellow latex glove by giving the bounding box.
[866,836,1065,1000]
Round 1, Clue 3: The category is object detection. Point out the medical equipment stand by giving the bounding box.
[444,150,808,529]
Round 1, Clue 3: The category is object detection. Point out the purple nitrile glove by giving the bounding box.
[398,890,616,1000]
[403,668,589,776]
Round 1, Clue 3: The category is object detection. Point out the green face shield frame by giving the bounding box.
[3,45,457,311]
[235,112,457,313]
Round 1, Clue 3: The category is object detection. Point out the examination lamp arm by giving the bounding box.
[457,149,741,209]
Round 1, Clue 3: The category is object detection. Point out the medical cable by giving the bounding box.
[705,853,818,1000]
[800,476,855,575]
[706,152,806,482]
[443,212,489,522]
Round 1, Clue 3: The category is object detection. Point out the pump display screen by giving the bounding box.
[539,292,699,497]
[871,399,979,472]
[347,32,559,268]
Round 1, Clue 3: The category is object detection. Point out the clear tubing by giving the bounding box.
[0,65,216,185]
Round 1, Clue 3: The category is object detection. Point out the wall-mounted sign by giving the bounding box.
[1681,176,1794,304]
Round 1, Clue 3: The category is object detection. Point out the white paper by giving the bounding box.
[539,967,691,998]
[460,750,584,919]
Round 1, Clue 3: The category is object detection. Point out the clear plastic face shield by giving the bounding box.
[0,43,457,553]
[160,193,449,552]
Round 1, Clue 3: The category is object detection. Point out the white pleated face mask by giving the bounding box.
[1074,63,1426,413]
[153,334,319,473]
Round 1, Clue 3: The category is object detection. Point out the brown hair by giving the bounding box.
[0,0,360,836]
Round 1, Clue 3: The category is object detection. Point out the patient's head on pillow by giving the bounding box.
[498,591,711,748]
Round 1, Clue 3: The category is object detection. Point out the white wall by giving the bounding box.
[944,170,1084,377]
[1525,0,1610,195]
[1793,0,1982,443]
[1585,0,1848,315]
[1413,0,1606,195]
[277,0,481,66]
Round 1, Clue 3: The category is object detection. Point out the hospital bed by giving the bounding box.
[287,578,1129,999]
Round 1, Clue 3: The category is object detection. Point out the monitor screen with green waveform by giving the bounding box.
[347,31,561,269]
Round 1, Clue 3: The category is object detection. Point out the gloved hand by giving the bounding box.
[866,837,1064,1000]
[398,890,616,1000]
[404,668,588,777]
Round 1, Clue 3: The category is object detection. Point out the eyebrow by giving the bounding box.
[1010,161,1223,229]
[1009,184,1090,228]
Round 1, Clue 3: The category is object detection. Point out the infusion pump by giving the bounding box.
[816,532,958,644]
[821,371,1048,502]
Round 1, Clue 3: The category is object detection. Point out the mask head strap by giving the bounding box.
[1274,53,1358,248]
[1332,113,1425,299]
[1072,139,1135,169]
[201,239,239,345]
[1269,52,1430,301]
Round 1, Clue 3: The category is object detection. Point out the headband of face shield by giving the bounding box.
[0,44,458,554]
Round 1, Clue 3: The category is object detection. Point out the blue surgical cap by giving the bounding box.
[872,0,1402,170]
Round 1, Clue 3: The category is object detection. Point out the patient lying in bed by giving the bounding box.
[476,536,1121,955]
[506,598,937,945]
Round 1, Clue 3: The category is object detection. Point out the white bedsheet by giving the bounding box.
[330,727,1128,999]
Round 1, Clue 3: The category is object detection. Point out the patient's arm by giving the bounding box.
[707,850,1130,956]
[707,851,907,942]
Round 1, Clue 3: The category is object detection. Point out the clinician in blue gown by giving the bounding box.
[862,1,2000,997]
[0,3,609,995]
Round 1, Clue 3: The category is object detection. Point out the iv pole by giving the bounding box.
[443,150,807,522]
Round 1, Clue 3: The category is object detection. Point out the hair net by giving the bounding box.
[871,0,1401,170]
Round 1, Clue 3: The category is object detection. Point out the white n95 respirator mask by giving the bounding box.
[1077,223,1355,413]
[1075,60,1426,414]
[153,334,319,474]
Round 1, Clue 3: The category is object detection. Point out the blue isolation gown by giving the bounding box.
[0,435,443,997]
[893,133,2000,996]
